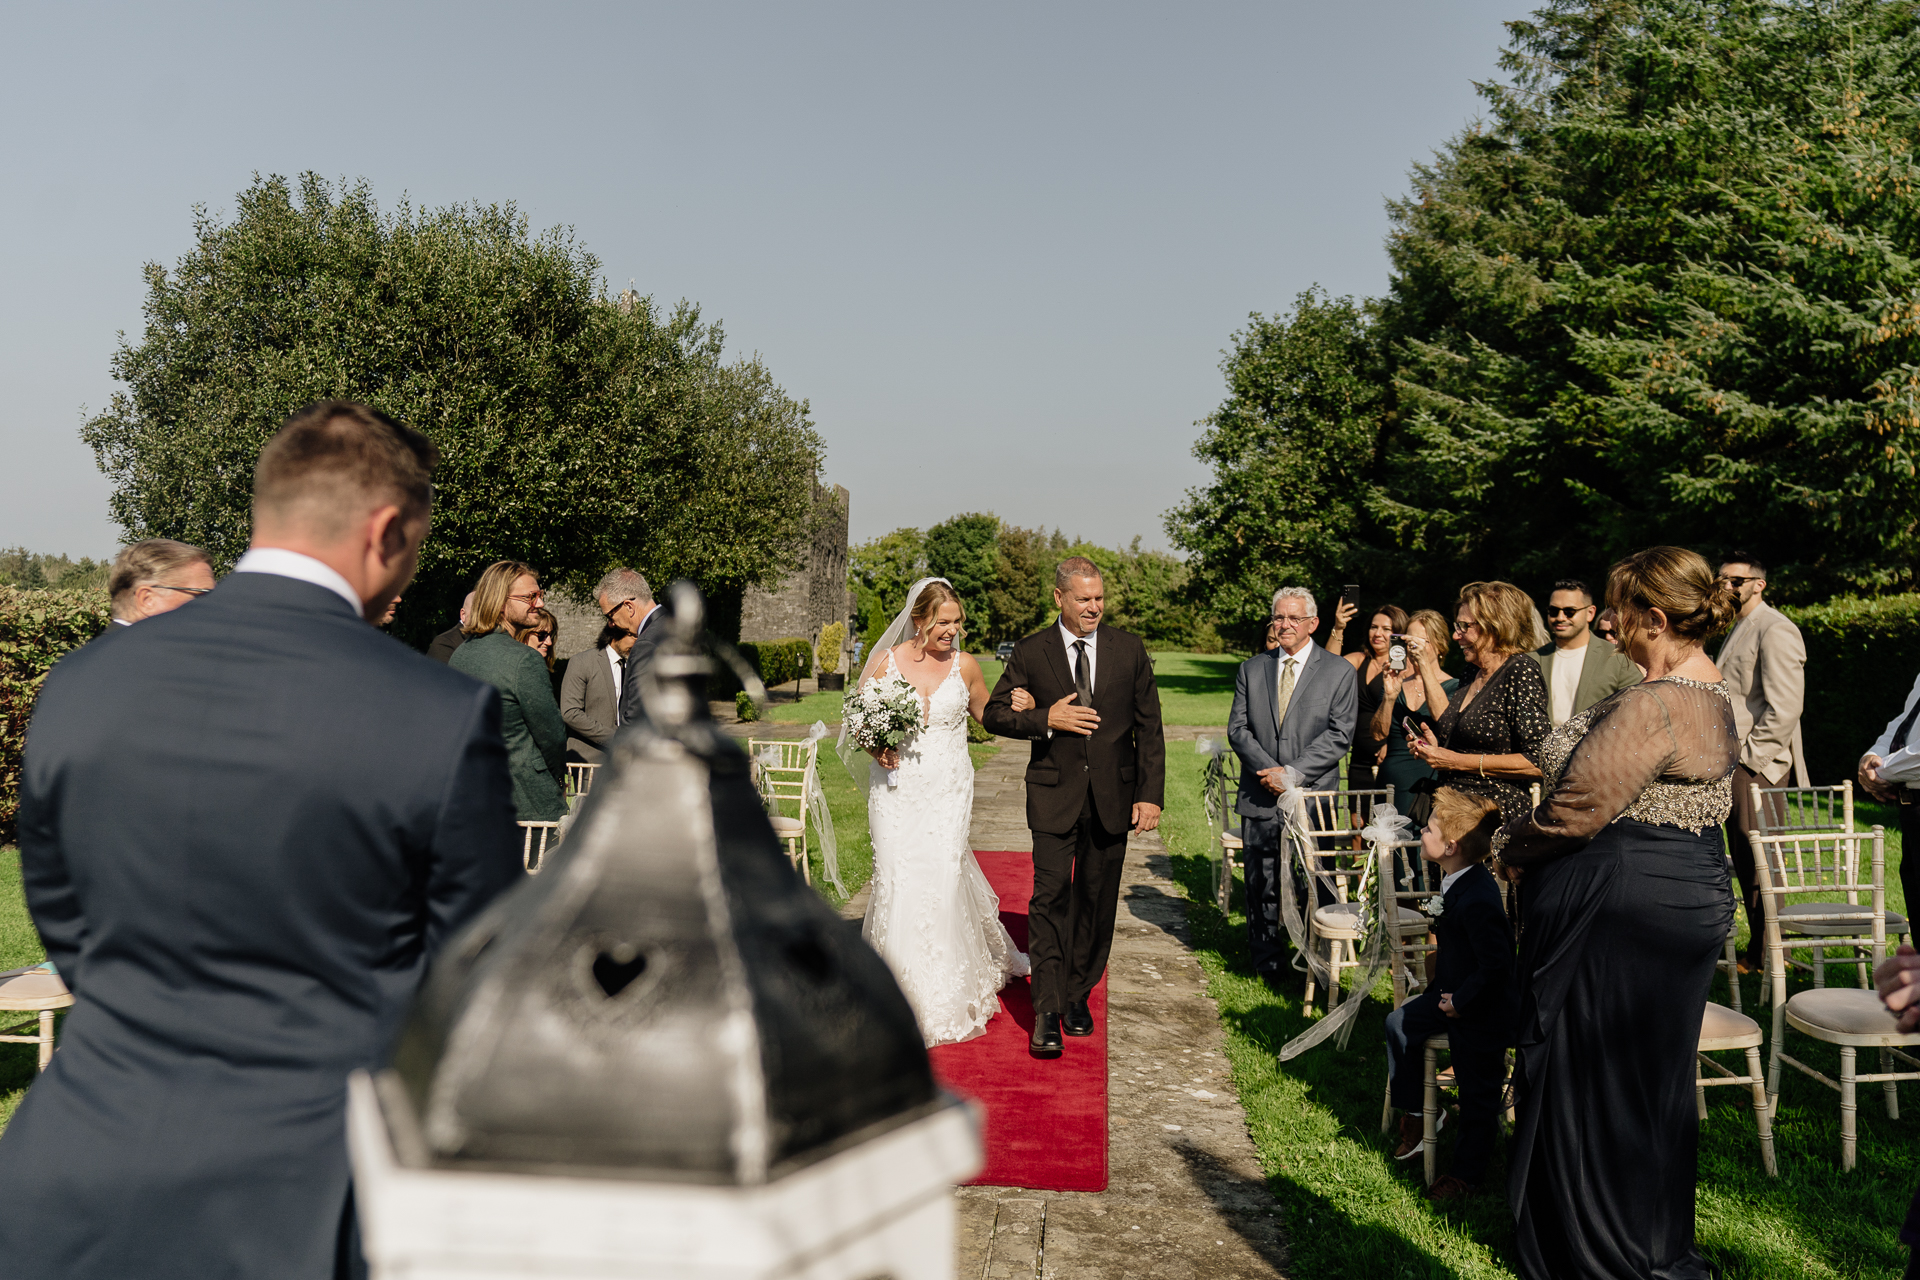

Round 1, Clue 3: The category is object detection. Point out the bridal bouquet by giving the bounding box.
[844,675,925,787]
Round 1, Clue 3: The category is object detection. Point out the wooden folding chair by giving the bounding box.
[1201,744,1242,915]
[566,762,599,801]
[518,821,561,874]
[1755,825,1920,1170]
[1720,781,1859,1010]
[1752,811,1910,994]
[749,737,818,885]
[0,965,72,1072]
[1297,788,1425,1016]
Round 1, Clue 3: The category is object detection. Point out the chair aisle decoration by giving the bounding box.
[1754,825,1920,1170]
[749,723,844,895]
[1199,738,1241,916]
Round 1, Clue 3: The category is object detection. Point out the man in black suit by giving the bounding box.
[610,568,671,728]
[1383,787,1517,1201]
[983,556,1165,1058]
[426,590,475,662]
[0,401,521,1278]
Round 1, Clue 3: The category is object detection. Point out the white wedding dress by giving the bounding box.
[862,651,1029,1046]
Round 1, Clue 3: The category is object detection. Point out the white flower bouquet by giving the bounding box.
[843,675,925,787]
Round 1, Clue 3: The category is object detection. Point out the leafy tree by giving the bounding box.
[1166,289,1386,645]
[83,173,823,645]
[987,522,1051,644]
[849,526,927,652]
[924,512,1001,643]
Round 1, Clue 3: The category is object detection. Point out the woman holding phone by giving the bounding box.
[1344,604,1410,794]
[1375,609,1453,823]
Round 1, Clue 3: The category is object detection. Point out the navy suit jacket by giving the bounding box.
[1431,862,1518,1044]
[1227,643,1358,818]
[0,571,521,1279]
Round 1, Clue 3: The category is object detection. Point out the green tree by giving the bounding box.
[1377,0,1920,601]
[1166,289,1386,646]
[987,523,1050,644]
[83,173,824,644]
[924,512,1001,644]
[849,526,927,651]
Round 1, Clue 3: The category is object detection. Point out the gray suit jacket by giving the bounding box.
[1531,634,1642,722]
[1228,641,1358,818]
[561,645,620,763]
[1716,601,1808,786]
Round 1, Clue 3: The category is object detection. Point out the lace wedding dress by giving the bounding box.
[862,651,1029,1046]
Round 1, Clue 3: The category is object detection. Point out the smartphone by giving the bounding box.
[1342,583,1359,604]
[1404,715,1421,742]
[1389,643,1407,672]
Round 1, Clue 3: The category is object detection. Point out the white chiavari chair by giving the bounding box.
[750,737,818,885]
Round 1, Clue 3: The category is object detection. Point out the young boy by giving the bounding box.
[1383,786,1519,1200]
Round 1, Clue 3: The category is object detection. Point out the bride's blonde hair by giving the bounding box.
[910,580,966,647]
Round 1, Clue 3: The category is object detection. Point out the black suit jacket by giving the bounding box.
[617,605,669,729]
[1432,862,1518,1044]
[0,572,521,1279]
[426,623,465,664]
[982,624,1165,836]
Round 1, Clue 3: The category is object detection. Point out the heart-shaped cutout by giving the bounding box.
[591,948,648,998]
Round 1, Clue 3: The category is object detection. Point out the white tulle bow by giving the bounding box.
[1358,803,1414,850]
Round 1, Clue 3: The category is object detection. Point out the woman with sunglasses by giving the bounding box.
[1409,581,1551,826]
[450,560,569,822]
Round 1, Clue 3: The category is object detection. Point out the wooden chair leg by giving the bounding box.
[1745,1044,1777,1176]
[1884,1048,1900,1120]
[1813,947,1827,989]
[38,1010,54,1072]
[1380,1076,1394,1134]
[1696,1074,1708,1122]
[1302,923,1319,1013]
[1841,1046,1858,1172]
[1423,1042,1441,1186]
[1723,930,1742,1013]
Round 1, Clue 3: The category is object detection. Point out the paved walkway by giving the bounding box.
[848,737,1286,1280]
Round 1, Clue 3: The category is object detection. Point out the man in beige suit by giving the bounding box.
[1716,551,1808,970]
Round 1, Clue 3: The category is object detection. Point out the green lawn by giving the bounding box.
[0,849,48,1129]
[1150,650,1243,725]
[1156,740,1920,1279]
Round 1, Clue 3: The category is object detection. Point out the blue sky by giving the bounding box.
[0,1,1517,559]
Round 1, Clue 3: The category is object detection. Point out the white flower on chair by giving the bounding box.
[1423,895,1445,918]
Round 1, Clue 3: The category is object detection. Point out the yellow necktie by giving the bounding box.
[1276,656,1297,728]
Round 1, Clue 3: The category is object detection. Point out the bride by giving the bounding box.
[840,577,1029,1046]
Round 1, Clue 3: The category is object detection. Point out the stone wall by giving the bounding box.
[740,482,851,673]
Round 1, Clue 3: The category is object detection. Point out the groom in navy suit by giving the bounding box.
[985,556,1165,1058]
[0,402,521,1278]
[1227,585,1358,983]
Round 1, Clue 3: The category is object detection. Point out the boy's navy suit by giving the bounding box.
[1384,861,1517,1184]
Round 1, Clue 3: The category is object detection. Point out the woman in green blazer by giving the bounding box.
[450,561,569,820]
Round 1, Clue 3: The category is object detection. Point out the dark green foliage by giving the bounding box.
[83,174,823,648]
[849,527,928,652]
[985,523,1052,646]
[1,588,111,842]
[1067,539,1224,653]
[1779,593,1920,784]
[1176,1,1920,627]
[734,690,760,722]
[0,550,109,593]
[924,513,1002,640]
[737,637,812,691]
[1167,289,1386,647]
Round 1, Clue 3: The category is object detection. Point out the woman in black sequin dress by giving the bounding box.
[1409,581,1550,825]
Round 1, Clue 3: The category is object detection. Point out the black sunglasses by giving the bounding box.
[1544,605,1590,618]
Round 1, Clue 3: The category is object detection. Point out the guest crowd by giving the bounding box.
[9,398,1920,1280]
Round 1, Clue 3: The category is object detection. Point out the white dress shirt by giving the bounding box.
[233,547,362,616]
[1441,865,1471,895]
[1870,670,1920,759]
[607,643,626,707]
[1059,620,1097,694]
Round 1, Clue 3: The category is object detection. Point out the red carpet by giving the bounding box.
[927,850,1109,1193]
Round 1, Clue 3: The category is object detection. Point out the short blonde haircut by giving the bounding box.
[1431,787,1501,862]
[466,560,538,637]
[1456,581,1537,658]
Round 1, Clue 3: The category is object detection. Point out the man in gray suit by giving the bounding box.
[1228,586,1359,985]
[561,623,636,762]
[1716,550,1808,969]
[1532,577,1642,725]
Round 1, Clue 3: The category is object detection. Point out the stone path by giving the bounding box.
[851,737,1287,1280]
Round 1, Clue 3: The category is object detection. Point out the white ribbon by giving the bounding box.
[1278,794,1404,1062]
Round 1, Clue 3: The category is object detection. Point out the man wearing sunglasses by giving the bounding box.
[1715,550,1808,972]
[1531,578,1641,726]
[104,538,215,628]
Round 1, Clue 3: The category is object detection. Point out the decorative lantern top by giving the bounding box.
[378,583,935,1184]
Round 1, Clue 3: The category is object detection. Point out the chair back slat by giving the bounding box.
[1297,787,1397,903]
[1747,826,1889,973]
[518,820,561,874]
[1753,780,1854,837]
[566,762,599,800]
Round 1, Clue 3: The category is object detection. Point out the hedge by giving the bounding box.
[735,637,813,692]
[1,588,111,842]
[1780,593,1920,787]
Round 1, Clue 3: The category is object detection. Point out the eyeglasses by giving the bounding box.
[1452,619,1478,635]
[603,598,636,623]
[1269,614,1313,629]
[509,590,545,605]
[1544,605,1590,618]
[530,630,552,642]
[153,585,212,597]
[1716,576,1759,589]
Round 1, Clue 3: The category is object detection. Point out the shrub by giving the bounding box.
[2,588,112,842]
[734,690,759,723]
[1780,594,1920,786]
[816,622,846,675]
[967,717,995,744]
[735,637,812,691]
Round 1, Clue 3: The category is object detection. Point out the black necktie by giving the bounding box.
[1892,690,1920,754]
[1073,639,1092,708]
[616,656,628,726]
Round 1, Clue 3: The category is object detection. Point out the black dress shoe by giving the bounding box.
[1063,999,1094,1037]
[1029,1012,1064,1058]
